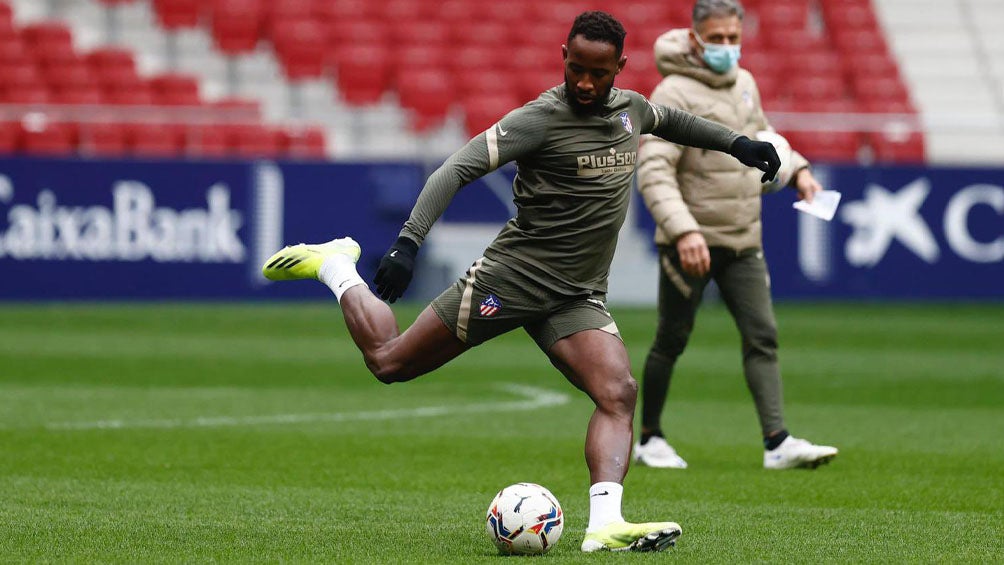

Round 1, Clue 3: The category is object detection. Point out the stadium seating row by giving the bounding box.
[0,2,326,159]
[1,0,924,162]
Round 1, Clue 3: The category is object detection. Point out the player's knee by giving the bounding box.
[593,371,637,415]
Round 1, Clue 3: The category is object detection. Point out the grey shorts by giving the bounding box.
[430,256,620,351]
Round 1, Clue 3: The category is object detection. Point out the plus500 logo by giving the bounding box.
[0,177,245,263]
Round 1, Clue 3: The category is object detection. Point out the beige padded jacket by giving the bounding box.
[637,28,809,250]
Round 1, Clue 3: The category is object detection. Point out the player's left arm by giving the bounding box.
[748,77,817,200]
[637,93,780,183]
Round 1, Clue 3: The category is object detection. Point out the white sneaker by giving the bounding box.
[764,436,838,470]
[633,436,688,469]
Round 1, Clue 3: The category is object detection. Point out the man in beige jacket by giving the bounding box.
[633,0,838,470]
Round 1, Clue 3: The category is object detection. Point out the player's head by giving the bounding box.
[562,11,627,114]
[690,0,744,74]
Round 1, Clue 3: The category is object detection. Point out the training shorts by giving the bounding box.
[430,255,620,352]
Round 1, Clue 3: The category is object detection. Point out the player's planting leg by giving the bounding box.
[261,237,468,383]
[547,329,681,552]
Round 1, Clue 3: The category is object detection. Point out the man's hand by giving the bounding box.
[729,135,781,183]
[374,236,419,303]
[675,231,711,277]
[792,168,822,203]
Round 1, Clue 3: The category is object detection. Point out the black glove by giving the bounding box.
[374,236,419,303]
[729,135,781,184]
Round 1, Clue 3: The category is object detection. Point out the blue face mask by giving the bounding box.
[694,31,741,73]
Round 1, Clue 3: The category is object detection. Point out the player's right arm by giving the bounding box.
[398,100,552,246]
[374,100,551,302]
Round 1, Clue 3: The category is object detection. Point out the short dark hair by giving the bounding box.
[567,11,626,57]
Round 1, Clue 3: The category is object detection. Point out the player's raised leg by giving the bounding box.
[547,329,682,552]
[262,237,469,383]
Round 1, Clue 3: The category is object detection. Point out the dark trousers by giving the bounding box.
[640,246,785,438]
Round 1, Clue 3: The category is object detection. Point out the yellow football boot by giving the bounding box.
[580,520,682,552]
[261,237,361,281]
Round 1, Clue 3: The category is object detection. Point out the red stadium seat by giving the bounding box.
[185,124,231,157]
[42,59,94,91]
[149,72,201,106]
[451,22,511,47]
[0,121,20,153]
[765,28,829,51]
[1,84,50,104]
[265,0,314,21]
[272,18,327,80]
[230,124,283,157]
[86,46,136,71]
[128,123,183,157]
[832,28,887,55]
[449,46,510,79]
[860,98,916,114]
[328,19,388,47]
[784,130,862,163]
[101,77,153,105]
[331,45,392,105]
[19,119,75,155]
[209,0,264,55]
[152,0,201,30]
[212,96,261,117]
[436,0,478,23]
[51,85,104,105]
[868,131,925,163]
[79,122,129,156]
[843,52,900,82]
[20,22,73,49]
[391,20,450,47]
[852,75,910,103]
[396,44,450,72]
[0,37,28,66]
[461,92,521,137]
[755,1,810,29]
[821,1,878,31]
[316,0,382,21]
[786,74,848,103]
[396,68,456,131]
[280,125,327,159]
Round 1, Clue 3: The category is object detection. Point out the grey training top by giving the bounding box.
[400,84,740,295]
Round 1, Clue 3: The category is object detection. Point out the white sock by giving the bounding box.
[586,482,624,532]
[318,255,366,302]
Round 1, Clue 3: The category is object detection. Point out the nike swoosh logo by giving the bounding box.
[497,124,508,136]
[390,250,398,257]
[590,491,610,497]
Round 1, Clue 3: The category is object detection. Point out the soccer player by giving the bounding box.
[632,0,838,470]
[263,11,779,552]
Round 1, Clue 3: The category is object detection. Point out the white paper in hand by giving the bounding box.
[793,190,842,221]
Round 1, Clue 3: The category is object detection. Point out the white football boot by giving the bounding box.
[632,436,688,469]
[763,436,838,470]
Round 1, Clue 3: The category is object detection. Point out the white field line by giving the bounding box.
[43,384,571,431]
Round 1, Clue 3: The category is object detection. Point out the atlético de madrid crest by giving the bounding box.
[480,293,502,317]
[619,111,633,134]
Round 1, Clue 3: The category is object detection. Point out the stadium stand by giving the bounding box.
[3,0,1001,163]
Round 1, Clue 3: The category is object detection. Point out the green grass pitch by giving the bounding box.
[1,301,1001,563]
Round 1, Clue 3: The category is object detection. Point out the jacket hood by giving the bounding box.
[653,28,739,88]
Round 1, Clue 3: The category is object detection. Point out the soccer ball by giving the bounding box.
[485,483,564,555]
[755,130,794,193]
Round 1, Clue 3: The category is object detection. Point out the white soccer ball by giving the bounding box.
[485,482,564,555]
[755,130,794,193]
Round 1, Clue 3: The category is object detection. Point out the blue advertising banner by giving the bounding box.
[0,157,422,300]
[756,165,1004,299]
[0,156,1000,301]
